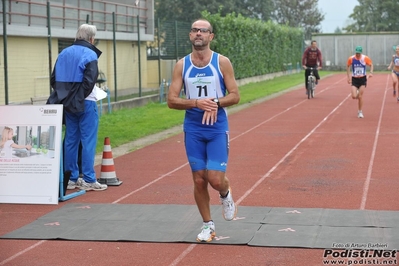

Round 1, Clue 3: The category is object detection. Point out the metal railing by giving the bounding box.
[3,0,150,34]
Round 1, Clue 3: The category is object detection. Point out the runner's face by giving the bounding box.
[311,42,317,49]
[189,21,213,50]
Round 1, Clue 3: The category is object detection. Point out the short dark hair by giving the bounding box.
[311,40,317,45]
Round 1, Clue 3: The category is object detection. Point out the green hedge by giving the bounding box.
[202,12,303,79]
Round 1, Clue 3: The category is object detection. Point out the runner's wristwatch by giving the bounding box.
[212,98,221,107]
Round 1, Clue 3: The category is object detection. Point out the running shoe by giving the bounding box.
[67,178,83,190]
[196,221,216,242]
[77,180,108,191]
[220,188,237,221]
[358,111,364,118]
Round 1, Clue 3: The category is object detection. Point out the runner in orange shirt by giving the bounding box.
[346,46,373,118]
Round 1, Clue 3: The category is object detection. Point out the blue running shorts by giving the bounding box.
[184,131,229,172]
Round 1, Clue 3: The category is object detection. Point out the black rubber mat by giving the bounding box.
[2,203,398,248]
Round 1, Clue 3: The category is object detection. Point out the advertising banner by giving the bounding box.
[0,105,63,204]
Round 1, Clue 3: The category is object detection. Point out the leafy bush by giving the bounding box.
[202,12,303,79]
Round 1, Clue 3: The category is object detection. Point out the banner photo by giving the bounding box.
[0,105,63,204]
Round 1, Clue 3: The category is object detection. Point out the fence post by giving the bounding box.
[112,12,118,102]
[47,2,52,95]
[2,0,9,105]
[137,15,142,97]
[157,18,162,87]
[175,20,178,61]
[159,79,165,103]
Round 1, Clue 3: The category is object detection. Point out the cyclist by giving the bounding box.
[387,45,399,100]
[346,46,373,119]
[302,40,322,94]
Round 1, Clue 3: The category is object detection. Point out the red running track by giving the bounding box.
[1,73,398,266]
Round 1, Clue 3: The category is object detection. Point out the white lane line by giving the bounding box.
[359,75,389,210]
[169,244,197,266]
[236,93,350,205]
[231,80,344,141]
[112,163,188,204]
[0,240,46,265]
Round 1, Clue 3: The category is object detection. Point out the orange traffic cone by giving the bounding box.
[97,137,123,186]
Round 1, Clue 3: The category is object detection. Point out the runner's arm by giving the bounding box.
[346,58,352,84]
[367,56,374,76]
[218,55,240,107]
[388,55,394,70]
[301,48,308,68]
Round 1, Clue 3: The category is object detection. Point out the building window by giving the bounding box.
[58,39,74,53]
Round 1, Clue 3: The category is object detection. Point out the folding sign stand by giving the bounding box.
[58,144,85,201]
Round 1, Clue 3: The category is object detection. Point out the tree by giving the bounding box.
[154,0,274,23]
[344,0,399,32]
[334,27,342,34]
[240,0,275,21]
[151,0,274,60]
[271,0,324,39]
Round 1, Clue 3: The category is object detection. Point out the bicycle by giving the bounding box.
[306,67,317,99]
